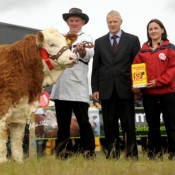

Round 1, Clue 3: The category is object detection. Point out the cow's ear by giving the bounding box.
[36,31,44,47]
[64,33,78,46]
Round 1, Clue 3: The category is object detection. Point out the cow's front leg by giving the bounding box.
[0,119,8,163]
[9,123,26,163]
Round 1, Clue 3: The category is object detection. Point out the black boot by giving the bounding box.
[106,143,120,160]
[148,150,163,161]
[83,150,96,160]
[168,152,175,160]
[55,137,72,159]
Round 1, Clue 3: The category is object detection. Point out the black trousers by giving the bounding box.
[54,100,95,151]
[143,93,175,156]
[101,88,138,158]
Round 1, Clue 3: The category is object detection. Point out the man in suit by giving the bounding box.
[91,10,140,160]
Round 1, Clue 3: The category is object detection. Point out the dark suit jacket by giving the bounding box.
[91,30,140,100]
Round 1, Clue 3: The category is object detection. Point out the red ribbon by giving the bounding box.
[39,48,54,70]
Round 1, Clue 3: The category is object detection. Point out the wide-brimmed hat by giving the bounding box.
[62,8,89,24]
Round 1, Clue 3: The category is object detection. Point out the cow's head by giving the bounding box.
[36,27,77,69]
[44,110,58,133]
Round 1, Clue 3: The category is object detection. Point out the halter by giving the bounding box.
[39,46,69,70]
[48,46,69,60]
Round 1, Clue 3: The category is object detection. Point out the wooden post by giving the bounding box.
[29,112,36,157]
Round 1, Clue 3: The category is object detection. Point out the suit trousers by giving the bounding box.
[54,100,95,152]
[143,93,175,157]
[101,87,138,158]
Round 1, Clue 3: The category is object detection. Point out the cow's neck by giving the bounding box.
[42,61,64,87]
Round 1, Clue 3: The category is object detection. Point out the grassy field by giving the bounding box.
[1,151,175,175]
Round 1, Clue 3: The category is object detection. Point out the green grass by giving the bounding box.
[1,151,175,175]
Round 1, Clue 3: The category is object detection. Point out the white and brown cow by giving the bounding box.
[0,27,77,163]
[34,109,58,138]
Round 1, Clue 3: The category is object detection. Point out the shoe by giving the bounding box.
[168,153,175,160]
[83,150,96,160]
[106,143,120,160]
[125,155,138,161]
[55,137,70,159]
[148,151,163,161]
[106,151,120,160]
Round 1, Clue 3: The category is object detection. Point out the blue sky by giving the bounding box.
[1,0,175,94]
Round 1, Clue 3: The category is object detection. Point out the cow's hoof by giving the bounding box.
[13,156,24,163]
[0,157,7,163]
[13,159,23,163]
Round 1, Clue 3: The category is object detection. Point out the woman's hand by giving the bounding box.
[147,80,156,88]
[132,87,140,93]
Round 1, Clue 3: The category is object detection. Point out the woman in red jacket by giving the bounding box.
[133,19,175,160]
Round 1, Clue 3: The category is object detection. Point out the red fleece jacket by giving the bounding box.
[133,40,175,94]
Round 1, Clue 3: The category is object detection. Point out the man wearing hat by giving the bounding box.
[50,8,95,159]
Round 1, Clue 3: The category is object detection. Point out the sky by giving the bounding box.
[1,0,175,94]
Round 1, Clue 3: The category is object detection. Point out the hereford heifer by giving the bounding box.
[0,27,77,163]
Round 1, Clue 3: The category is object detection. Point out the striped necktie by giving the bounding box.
[112,35,118,52]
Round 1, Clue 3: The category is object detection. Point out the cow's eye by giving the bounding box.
[50,44,55,47]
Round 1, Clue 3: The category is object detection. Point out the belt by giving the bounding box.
[79,59,88,65]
